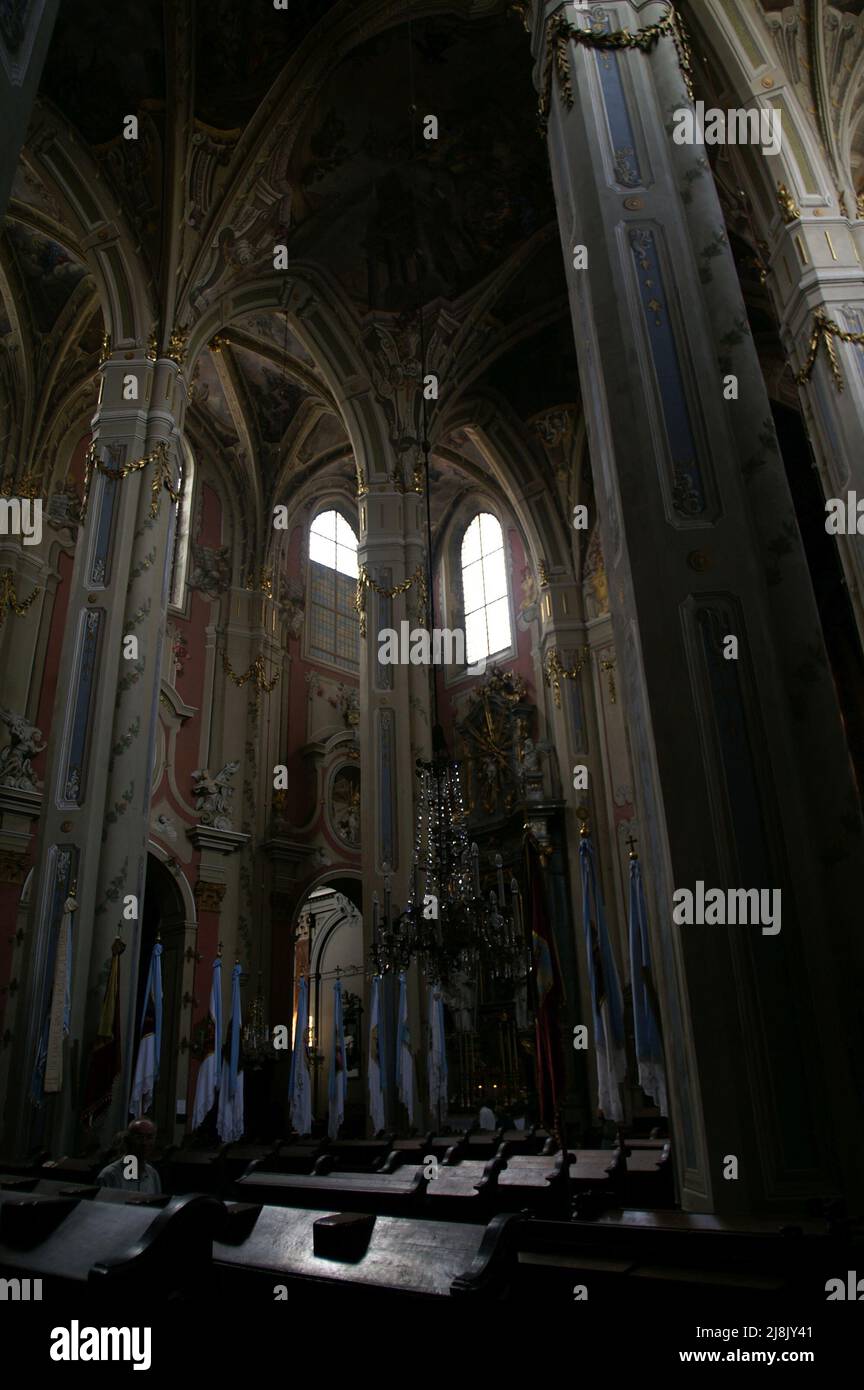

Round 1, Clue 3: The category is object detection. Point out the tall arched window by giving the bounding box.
[168,442,194,609]
[460,512,512,666]
[308,508,359,672]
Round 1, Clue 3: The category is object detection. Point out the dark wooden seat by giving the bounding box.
[213,1204,517,1300]
[496,1153,572,1216]
[0,1191,224,1302]
[233,1162,425,1214]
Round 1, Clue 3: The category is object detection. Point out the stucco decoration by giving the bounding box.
[192,760,240,830]
[0,706,46,790]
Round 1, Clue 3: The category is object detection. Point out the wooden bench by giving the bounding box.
[213,1204,519,1300]
[496,1152,572,1216]
[233,1162,426,1214]
[0,1190,224,1303]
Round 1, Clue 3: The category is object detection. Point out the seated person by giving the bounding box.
[477,1095,497,1131]
[97,1119,162,1194]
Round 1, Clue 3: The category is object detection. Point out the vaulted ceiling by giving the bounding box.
[2,0,571,531]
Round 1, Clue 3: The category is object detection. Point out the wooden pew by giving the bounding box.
[213,1203,520,1300]
[621,1141,674,1207]
[509,1207,851,1305]
[233,1161,426,1215]
[160,1145,226,1195]
[325,1137,394,1172]
[496,1152,573,1216]
[424,1154,505,1221]
[0,1190,225,1303]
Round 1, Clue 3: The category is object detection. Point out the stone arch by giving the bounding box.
[22,103,156,341]
[687,0,837,232]
[437,392,573,585]
[184,267,391,499]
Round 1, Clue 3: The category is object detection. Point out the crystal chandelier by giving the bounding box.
[367,221,525,986]
[371,736,524,985]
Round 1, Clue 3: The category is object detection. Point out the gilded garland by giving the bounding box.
[538,3,694,130]
[796,310,864,393]
[544,645,590,709]
[0,569,40,628]
[81,440,180,522]
[354,564,428,638]
[221,652,280,697]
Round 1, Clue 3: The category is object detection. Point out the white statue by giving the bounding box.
[0,706,46,791]
[192,760,240,830]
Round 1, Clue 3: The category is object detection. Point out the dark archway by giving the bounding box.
[134,854,186,1142]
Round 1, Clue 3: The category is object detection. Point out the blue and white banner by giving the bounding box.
[43,892,76,1095]
[192,955,223,1129]
[368,975,386,1135]
[397,972,415,1127]
[579,834,626,1122]
[289,975,313,1136]
[218,962,245,1142]
[427,985,448,1125]
[328,979,347,1140]
[129,940,163,1116]
[628,855,668,1117]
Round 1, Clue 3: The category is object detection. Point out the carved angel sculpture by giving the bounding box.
[192,759,240,830]
[0,706,47,790]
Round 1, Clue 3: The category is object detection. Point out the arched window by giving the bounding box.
[308,508,359,672]
[168,442,194,609]
[460,512,512,666]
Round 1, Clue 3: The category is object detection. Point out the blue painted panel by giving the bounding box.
[62,607,103,805]
[378,707,397,870]
[842,307,864,392]
[629,228,706,515]
[90,475,117,587]
[593,23,643,187]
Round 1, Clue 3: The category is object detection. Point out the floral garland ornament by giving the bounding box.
[543,644,590,709]
[0,569,40,628]
[80,440,180,523]
[222,651,280,702]
[354,564,428,639]
[796,310,864,393]
[537,2,694,131]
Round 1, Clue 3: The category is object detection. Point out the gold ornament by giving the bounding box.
[222,651,280,698]
[81,440,180,522]
[0,569,40,627]
[354,564,428,638]
[796,309,864,392]
[165,327,188,366]
[776,182,801,224]
[543,645,590,709]
[537,3,693,131]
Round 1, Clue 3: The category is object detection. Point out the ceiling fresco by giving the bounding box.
[3,223,91,336]
[39,0,165,145]
[194,0,340,129]
[284,16,554,311]
[229,343,310,446]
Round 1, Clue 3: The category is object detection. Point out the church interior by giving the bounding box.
[1,0,864,1346]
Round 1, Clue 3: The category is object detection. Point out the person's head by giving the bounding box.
[123,1119,157,1160]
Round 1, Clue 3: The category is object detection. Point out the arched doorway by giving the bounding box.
[133,853,188,1143]
[292,881,364,1133]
